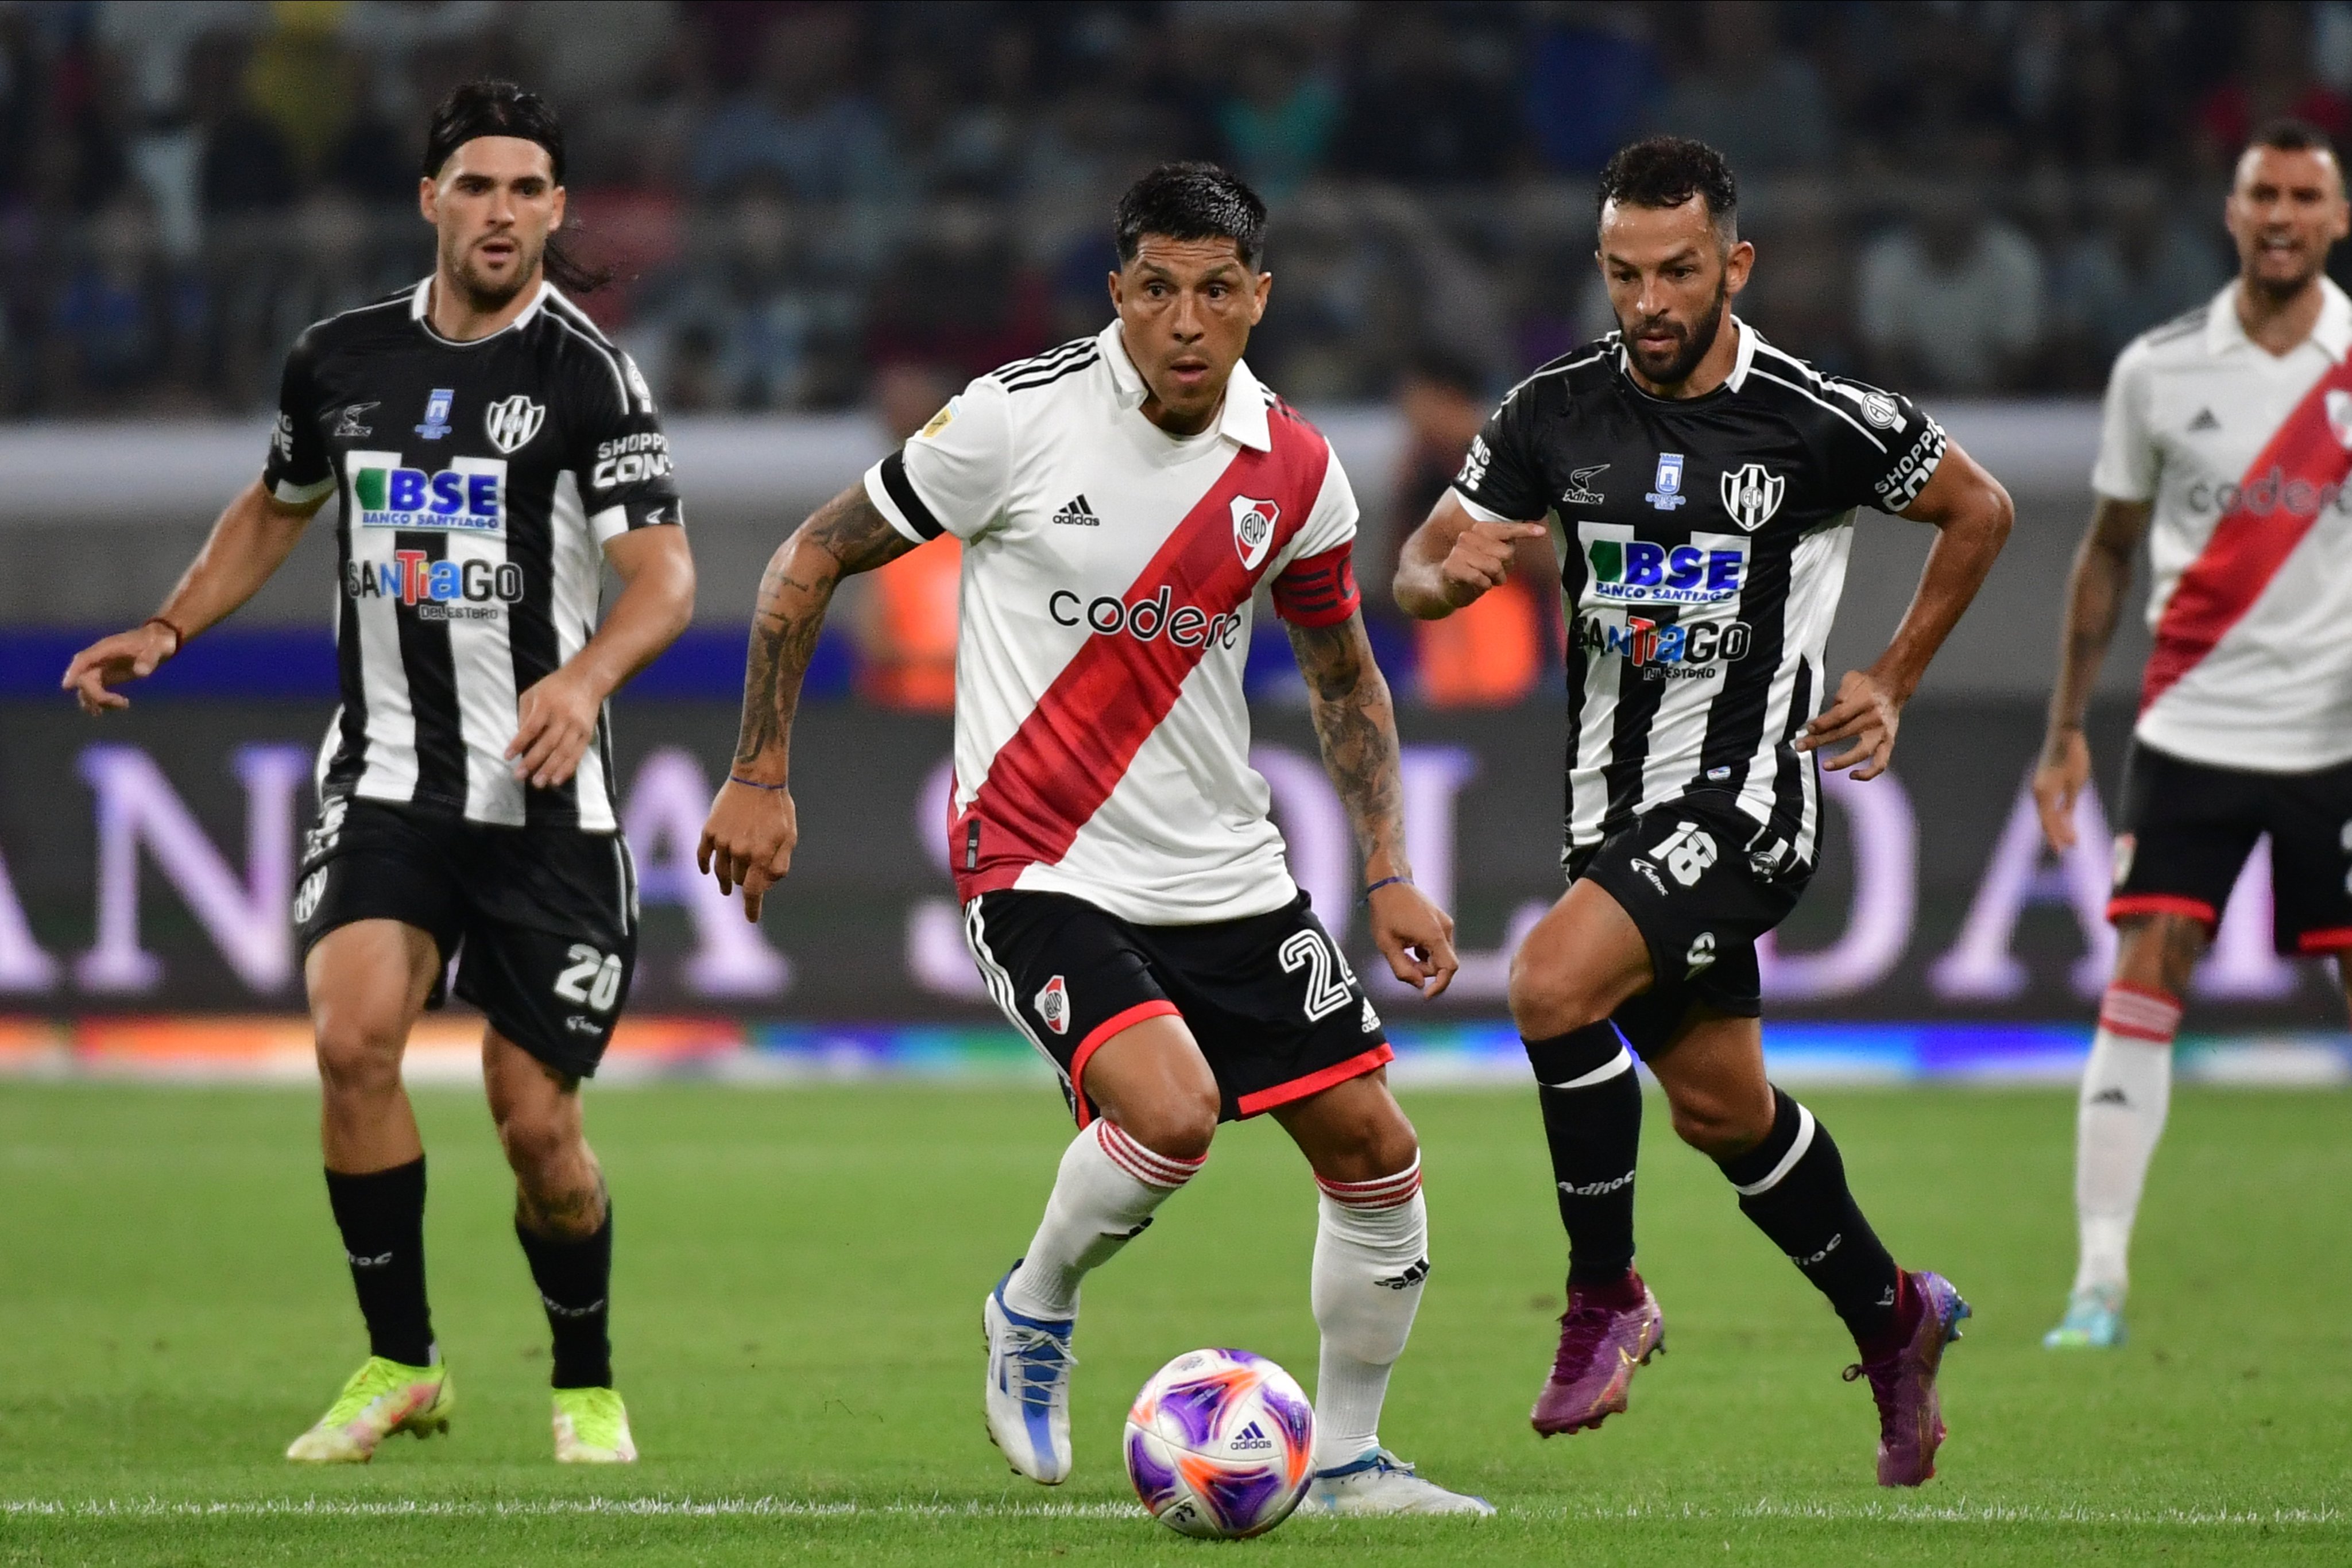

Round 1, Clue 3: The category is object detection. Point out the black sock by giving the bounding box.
[1717,1087,1901,1348]
[1525,1024,1641,1287]
[516,1206,613,1389]
[324,1159,435,1366]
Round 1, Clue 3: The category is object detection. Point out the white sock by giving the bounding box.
[1002,1119,1202,1321]
[1309,1157,1427,1472]
[2072,985,2179,1299]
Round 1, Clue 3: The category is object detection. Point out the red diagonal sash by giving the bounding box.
[951,412,1328,901]
[2141,359,2352,712]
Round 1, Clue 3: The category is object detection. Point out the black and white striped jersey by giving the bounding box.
[262,278,682,831]
[1451,320,1945,870]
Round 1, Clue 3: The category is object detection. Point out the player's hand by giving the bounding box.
[1438,520,1548,609]
[698,777,798,922]
[508,665,603,789]
[1368,881,1458,999]
[2033,726,2091,853]
[1796,668,1902,780]
[61,622,179,715]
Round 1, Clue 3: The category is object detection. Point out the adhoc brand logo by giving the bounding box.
[348,451,506,533]
[1645,452,1688,510]
[1719,463,1785,532]
[1231,495,1279,569]
[483,394,545,455]
[1580,522,1747,606]
[1035,974,1070,1035]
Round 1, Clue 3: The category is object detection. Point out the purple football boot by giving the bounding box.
[1844,1269,1970,1486]
[1530,1271,1665,1437]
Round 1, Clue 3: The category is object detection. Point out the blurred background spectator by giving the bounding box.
[0,0,2317,420]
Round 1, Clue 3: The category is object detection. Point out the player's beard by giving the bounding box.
[446,233,544,315]
[1622,276,1728,388]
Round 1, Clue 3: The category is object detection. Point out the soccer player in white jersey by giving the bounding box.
[63,83,692,1464]
[2034,121,2352,1350]
[701,164,1489,1516]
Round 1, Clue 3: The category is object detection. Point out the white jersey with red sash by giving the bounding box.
[862,322,1363,925]
[2094,278,2352,772]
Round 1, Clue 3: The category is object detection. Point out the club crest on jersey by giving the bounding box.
[1231,496,1279,568]
[483,394,546,455]
[1035,974,1070,1035]
[2328,389,2352,450]
[1719,463,1785,533]
[1645,452,1688,510]
[415,387,454,440]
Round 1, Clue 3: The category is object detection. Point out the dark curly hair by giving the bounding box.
[1114,162,1269,269]
[1596,136,1739,247]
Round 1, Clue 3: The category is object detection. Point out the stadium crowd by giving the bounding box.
[0,0,2338,419]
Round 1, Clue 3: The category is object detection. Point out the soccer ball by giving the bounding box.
[1123,1348,1316,1539]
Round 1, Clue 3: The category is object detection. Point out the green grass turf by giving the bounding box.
[0,1081,2342,1566]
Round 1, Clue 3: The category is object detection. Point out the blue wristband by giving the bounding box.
[1362,874,1413,902]
[728,775,790,791]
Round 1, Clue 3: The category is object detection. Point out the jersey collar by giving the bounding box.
[1100,320,1274,451]
[2204,276,2352,362]
[409,276,555,344]
[1614,314,1759,396]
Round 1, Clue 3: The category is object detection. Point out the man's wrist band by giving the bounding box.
[729,775,790,791]
[142,615,187,654]
[1363,874,1413,901]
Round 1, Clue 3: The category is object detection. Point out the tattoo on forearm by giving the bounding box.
[1287,618,1407,870]
[733,487,914,769]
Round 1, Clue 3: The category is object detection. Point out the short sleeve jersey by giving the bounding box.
[862,321,1361,926]
[264,279,681,830]
[2091,278,2352,772]
[1453,320,1945,866]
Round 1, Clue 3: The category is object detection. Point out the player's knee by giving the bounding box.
[494,1103,579,1183]
[1317,1115,1419,1187]
[1112,1094,1218,1165]
[1666,1086,1772,1160]
[312,1015,405,1100]
[1507,947,1612,1039]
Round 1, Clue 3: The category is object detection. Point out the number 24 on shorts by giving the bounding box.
[1279,928,1358,1021]
[552,944,624,1012]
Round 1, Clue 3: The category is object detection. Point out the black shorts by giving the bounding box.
[292,795,640,1078]
[2109,741,2352,956]
[962,888,1393,1126]
[1571,791,1811,1052]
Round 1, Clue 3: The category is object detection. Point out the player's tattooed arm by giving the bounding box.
[2032,495,2154,853]
[702,483,916,919]
[1287,611,1459,997]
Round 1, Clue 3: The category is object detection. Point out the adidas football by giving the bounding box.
[1123,1348,1315,1539]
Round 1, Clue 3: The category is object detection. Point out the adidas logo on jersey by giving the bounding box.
[1050,494,1100,526]
[2187,407,2220,432]
[1229,1421,1274,1451]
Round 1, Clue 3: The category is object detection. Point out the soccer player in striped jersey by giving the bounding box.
[1396,137,2014,1485]
[701,164,1489,1516]
[2033,122,2352,1352]
[63,82,693,1465]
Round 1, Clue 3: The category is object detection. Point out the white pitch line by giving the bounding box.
[0,1496,2339,1528]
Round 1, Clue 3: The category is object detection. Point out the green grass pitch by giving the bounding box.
[0,1080,2343,1565]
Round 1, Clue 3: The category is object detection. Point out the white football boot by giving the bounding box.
[1305,1448,1496,1516]
[982,1265,1077,1484]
